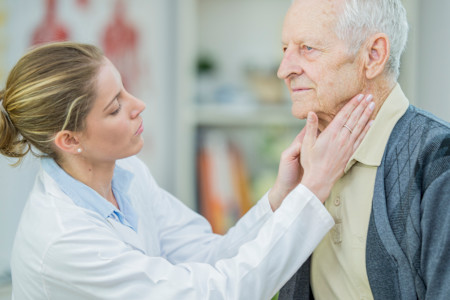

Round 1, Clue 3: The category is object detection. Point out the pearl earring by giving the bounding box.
[77,148,82,153]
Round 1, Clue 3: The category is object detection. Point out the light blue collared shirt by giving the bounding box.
[42,158,139,231]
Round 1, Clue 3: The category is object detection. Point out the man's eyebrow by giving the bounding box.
[103,91,121,112]
[282,36,326,46]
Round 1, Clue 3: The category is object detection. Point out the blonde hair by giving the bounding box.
[0,41,104,165]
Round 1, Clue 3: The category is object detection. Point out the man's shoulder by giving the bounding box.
[388,105,449,148]
[408,105,450,131]
[384,105,450,186]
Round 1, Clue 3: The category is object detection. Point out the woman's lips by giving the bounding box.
[135,122,144,135]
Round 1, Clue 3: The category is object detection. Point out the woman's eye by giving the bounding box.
[111,104,122,115]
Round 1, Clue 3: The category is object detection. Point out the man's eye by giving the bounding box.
[304,45,313,51]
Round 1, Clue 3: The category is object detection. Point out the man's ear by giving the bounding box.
[364,33,390,80]
[54,130,81,154]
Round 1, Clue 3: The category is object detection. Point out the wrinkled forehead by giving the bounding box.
[290,0,345,13]
[282,0,345,41]
[286,0,345,28]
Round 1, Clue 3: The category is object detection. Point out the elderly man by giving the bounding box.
[277,0,450,299]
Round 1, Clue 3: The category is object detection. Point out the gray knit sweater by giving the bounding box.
[279,105,450,300]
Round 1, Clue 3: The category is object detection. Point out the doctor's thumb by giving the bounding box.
[303,112,318,147]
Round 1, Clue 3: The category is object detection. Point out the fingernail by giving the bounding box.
[366,94,373,102]
[368,120,374,127]
[369,102,375,111]
[357,94,364,102]
[308,112,314,121]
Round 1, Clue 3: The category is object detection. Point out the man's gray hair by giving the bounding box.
[335,0,409,81]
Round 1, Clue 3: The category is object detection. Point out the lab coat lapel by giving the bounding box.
[107,218,147,254]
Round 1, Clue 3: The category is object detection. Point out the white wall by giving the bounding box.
[399,0,450,122]
[416,0,450,122]
[398,0,420,106]
[197,0,291,89]
[0,157,39,280]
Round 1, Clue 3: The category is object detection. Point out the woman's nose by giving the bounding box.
[130,95,146,118]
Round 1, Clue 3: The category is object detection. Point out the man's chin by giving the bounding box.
[290,107,309,120]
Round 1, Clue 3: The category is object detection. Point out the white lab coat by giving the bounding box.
[11,156,333,300]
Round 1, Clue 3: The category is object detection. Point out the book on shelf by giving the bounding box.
[197,130,253,234]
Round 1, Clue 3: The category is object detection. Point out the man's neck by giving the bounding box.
[318,79,397,131]
[363,79,397,121]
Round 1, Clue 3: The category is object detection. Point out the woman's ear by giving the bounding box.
[364,33,390,80]
[54,130,81,154]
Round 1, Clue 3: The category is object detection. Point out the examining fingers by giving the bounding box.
[269,127,306,211]
[349,99,375,138]
[343,124,353,134]
[303,112,318,148]
[328,94,365,132]
[342,95,373,132]
[340,95,375,143]
[291,127,307,146]
[299,93,376,202]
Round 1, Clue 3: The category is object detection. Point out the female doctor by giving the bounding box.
[0,42,374,299]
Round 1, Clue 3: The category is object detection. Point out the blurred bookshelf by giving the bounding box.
[173,2,291,226]
[196,119,304,233]
[174,0,301,233]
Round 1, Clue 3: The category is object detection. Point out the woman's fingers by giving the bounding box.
[340,94,373,136]
[299,93,376,202]
[327,94,364,132]
[269,127,307,211]
[281,127,306,162]
[348,98,375,140]
[303,112,319,149]
[283,137,301,160]
[290,127,307,147]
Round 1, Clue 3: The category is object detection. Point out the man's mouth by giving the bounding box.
[291,87,311,93]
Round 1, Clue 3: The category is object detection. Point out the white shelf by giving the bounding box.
[189,104,305,127]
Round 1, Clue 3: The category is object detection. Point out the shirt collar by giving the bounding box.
[42,158,138,231]
[344,84,409,173]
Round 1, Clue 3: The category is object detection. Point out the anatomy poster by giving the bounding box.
[31,0,70,45]
[24,0,148,95]
[101,0,140,92]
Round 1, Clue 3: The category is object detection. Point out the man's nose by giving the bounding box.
[277,46,303,79]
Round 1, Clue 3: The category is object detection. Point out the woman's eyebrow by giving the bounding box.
[103,91,121,112]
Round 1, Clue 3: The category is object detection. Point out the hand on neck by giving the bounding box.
[318,79,396,132]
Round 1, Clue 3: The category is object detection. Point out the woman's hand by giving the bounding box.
[268,94,374,210]
[300,94,374,202]
[268,128,306,211]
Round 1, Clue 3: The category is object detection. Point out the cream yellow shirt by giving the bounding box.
[310,85,409,300]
